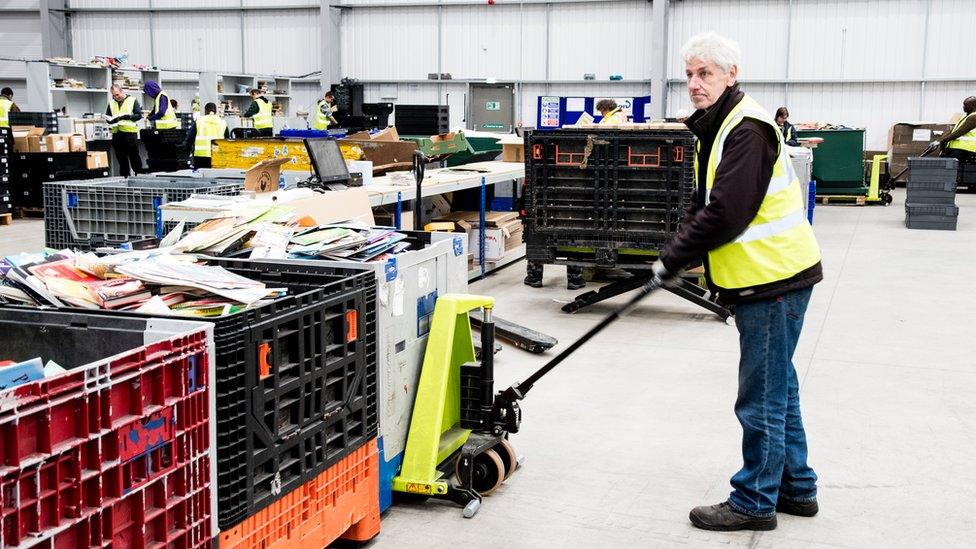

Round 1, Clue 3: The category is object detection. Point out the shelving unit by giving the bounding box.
[26,61,112,117]
[200,72,292,119]
[111,67,161,111]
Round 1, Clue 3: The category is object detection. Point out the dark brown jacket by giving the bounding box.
[660,84,822,305]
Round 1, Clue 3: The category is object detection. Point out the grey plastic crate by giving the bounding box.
[43,177,243,250]
[908,157,958,184]
[906,178,956,205]
[905,202,959,231]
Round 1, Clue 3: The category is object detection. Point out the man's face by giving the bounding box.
[685,58,737,110]
[111,88,124,101]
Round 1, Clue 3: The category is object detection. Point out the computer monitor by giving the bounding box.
[304,138,350,184]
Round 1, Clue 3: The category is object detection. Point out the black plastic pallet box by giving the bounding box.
[0,259,378,530]
[905,202,959,230]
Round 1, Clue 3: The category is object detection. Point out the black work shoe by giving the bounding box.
[777,498,818,517]
[523,276,543,288]
[689,502,777,531]
[566,279,586,290]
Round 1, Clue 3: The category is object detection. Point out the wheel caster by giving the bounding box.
[462,499,481,518]
[493,439,519,480]
[456,449,505,496]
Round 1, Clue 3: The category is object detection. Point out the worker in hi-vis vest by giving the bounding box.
[105,84,145,177]
[937,96,976,163]
[183,102,229,169]
[143,80,179,130]
[655,32,823,533]
[244,88,274,136]
[311,90,339,130]
[596,99,627,125]
[0,87,21,129]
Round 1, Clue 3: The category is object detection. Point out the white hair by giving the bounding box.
[680,32,741,74]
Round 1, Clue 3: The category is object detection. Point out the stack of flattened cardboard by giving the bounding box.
[434,211,523,262]
[887,122,953,183]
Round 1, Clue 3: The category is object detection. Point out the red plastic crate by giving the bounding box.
[50,455,213,549]
[217,439,381,549]
[0,329,213,548]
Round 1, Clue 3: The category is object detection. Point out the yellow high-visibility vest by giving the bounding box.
[946,112,976,153]
[194,114,227,158]
[154,91,179,129]
[599,107,626,125]
[0,97,12,128]
[109,96,138,133]
[701,93,821,290]
[312,99,332,130]
[253,98,273,130]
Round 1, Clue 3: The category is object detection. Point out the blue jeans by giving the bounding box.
[727,287,818,518]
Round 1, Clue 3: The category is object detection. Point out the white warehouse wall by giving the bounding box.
[1,0,973,148]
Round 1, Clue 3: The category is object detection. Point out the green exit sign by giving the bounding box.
[482,123,504,129]
[485,101,501,111]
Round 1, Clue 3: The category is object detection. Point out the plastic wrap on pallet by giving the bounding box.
[0,309,215,547]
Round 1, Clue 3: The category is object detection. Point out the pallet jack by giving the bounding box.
[392,278,664,518]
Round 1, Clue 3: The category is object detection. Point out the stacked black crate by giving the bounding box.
[0,128,11,215]
[906,157,958,230]
[12,152,91,209]
[960,157,976,193]
[140,128,191,173]
[393,105,449,136]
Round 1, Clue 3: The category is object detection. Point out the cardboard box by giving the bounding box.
[886,122,953,182]
[44,134,70,153]
[28,135,47,153]
[68,134,86,152]
[438,211,522,261]
[86,151,108,169]
[13,127,45,153]
[498,134,525,163]
[244,157,291,192]
[370,127,400,142]
[339,139,418,171]
[468,227,506,262]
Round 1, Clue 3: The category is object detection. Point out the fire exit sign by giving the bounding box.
[485,101,501,111]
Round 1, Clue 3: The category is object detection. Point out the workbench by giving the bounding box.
[363,161,524,206]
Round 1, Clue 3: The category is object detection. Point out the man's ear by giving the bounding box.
[726,65,738,86]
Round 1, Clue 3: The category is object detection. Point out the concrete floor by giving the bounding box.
[1,190,974,548]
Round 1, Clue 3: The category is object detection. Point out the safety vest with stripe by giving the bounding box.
[701,93,821,290]
[312,99,331,130]
[253,97,273,130]
[109,96,139,133]
[154,92,179,129]
[599,107,626,125]
[0,97,12,128]
[946,112,976,153]
[194,114,227,158]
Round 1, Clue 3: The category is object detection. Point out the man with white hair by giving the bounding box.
[651,32,823,531]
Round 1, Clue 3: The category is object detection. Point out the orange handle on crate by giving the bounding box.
[258,342,272,379]
[345,311,358,343]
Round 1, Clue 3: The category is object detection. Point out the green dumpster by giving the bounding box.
[796,128,867,195]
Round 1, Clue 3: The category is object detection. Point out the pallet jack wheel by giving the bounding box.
[456,449,506,496]
[493,439,518,481]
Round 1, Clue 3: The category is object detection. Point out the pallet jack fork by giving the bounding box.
[393,280,665,518]
[561,271,734,323]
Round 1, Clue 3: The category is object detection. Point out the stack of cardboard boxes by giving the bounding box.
[887,122,952,183]
[433,211,523,267]
[9,126,109,209]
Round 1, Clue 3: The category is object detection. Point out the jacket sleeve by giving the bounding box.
[128,100,143,122]
[243,102,259,118]
[147,94,167,120]
[10,102,19,113]
[940,115,976,143]
[660,120,777,273]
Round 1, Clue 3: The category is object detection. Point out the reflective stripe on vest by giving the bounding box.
[154,92,179,129]
[311,99,331,130]
[703,93,821,290]
[0,98,11,128]
[253,98,273,129]
[194,114,226,158]
[109,96,138,133]
[947,112,976,153]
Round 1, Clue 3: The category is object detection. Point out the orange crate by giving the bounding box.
[218,439,381,549]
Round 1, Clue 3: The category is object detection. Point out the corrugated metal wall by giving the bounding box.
[3,0,974,147]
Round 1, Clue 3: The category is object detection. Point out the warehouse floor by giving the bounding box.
[0,189,973,548]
